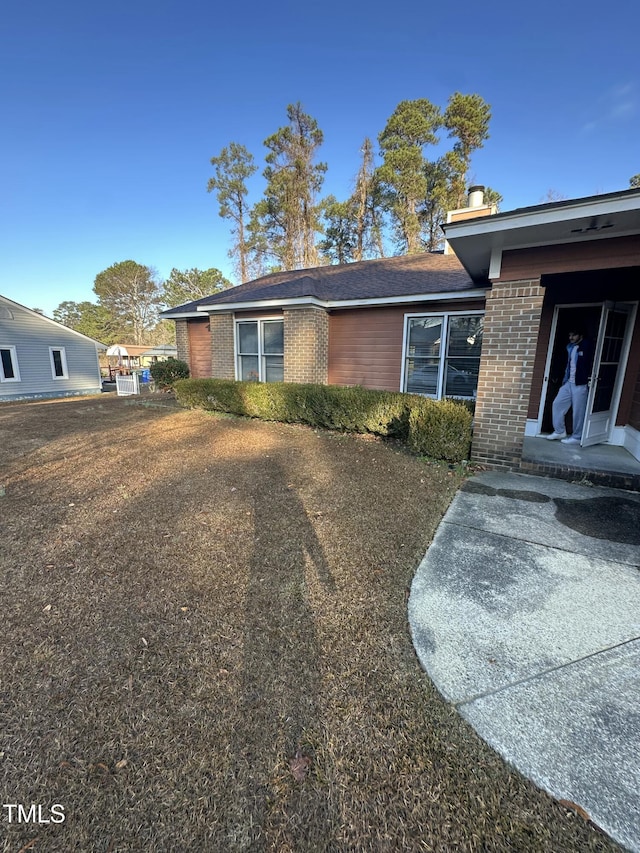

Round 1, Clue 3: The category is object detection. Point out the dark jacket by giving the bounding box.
[562,338,594,386]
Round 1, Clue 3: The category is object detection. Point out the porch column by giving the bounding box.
[209,312,236,379]
[472,279,544,469]
[283,307,329,384]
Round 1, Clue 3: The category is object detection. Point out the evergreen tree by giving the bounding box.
[443,93,491,208]
[207,143,257,283]
[249,103,327,271]
[377,99,442,254]
[320,139,386,264]
[319,196,357,264]
[421,157,454,252]
[53,300,116,343]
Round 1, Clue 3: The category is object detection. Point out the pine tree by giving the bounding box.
[250,103,327,271]
[207,143,257,283]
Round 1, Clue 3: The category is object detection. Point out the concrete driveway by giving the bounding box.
[409,471,640,852]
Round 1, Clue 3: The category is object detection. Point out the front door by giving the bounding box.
[581,302,636,447]
[541,305,601,435]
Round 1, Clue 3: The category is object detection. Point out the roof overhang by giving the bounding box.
[0,294,107,346]
[188,289,487,315]
[442,189,640,281]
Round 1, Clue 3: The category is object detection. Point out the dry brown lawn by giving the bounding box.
[0,395,619,852]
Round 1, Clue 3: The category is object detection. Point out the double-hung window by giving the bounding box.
[236,319,284,382]
[403,313,483,399]
[0,346,20,382]
[49,347,68,379]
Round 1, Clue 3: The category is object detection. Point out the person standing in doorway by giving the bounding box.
[547,329,594,445]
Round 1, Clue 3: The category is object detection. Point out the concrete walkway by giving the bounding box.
[408,471,640,852]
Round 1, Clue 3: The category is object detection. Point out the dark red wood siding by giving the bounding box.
[498,235,640,281]
[328,299,485,391]
[187,318,212,378]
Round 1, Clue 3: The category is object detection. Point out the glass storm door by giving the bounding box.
[581,302,636,447]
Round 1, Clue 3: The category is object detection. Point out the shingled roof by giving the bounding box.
[162,252,480,317]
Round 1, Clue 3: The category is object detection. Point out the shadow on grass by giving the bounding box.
[230,456,337,847]
[0,404,620,852]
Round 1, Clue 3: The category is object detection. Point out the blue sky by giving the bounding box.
[1,0,638,317]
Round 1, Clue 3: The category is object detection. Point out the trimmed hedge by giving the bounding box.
[149,358,190,389]
[174,378,472,463]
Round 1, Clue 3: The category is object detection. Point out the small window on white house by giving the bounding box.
[0,346,20,382]
[49,347,68,379]
[236,319,284,382]
[403,314,483,399]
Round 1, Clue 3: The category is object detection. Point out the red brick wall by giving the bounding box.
[471,279,544,468]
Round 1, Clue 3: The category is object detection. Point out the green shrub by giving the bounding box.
[174,378,472,462]
[407,397,472,461]
[149,358,190,389]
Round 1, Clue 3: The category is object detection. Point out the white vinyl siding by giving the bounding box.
[0,345,20,382]
[0,296,102,401]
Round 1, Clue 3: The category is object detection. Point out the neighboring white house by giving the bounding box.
[0,295,104,402]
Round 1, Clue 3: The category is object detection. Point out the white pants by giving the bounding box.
[552,382,589,439]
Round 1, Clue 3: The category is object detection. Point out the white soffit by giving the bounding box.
[442,190,640,280]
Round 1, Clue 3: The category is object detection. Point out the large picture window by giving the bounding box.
[0,346,20,382]
[403,313,483,399]
[236,319,284,383]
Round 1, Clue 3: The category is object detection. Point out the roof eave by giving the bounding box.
[443,190,640,240]
[0,294,107,346]
[442,189,640,280]
[159,309,203,319]
[192,289,487,314]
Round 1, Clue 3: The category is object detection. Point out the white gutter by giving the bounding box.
[184,288,488,315]
[159,310,203,319]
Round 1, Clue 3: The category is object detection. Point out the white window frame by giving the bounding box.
[400,310,484,399]
[235,316,284,383]
[49,346,69,380]
[0,345,21,382]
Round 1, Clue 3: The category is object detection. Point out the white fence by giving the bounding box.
[115,373,140,396]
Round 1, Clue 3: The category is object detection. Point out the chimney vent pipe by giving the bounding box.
[468,185,485,208]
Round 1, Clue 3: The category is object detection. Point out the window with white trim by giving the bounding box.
[403,313,483,399]
[236,319,284,382]
[0,346,20,382]
[49,347,68,379]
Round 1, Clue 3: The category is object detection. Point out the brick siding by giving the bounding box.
[471,279,544,469]
[175,320,189,364]
[209,313,235,379]
[283,307,329,385]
